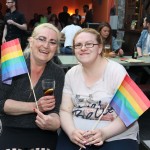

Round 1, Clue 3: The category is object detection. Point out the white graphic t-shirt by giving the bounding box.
[63,59,139,142]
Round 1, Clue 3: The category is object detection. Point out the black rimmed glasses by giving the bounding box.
[34,36,58,47]
[73,42,99,49]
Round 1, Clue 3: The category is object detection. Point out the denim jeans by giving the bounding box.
[56,130,139,150]
[60,47,73,54]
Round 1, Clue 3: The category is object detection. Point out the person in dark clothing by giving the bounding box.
[142,0,150,15]
[0,2,4,20]
[58,6,70,28]
[82,4,93,27]
[28,13,39,31]
[0,12,4,46]
[71,9,81,26]
[2,0,27,50]
[0,23,65,150]
[46,6,53,22]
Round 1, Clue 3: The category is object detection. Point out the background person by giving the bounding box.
[136,14,150,56]
[2,0,27,50]
[60,16,82,54]
[98,22,124,57]
[82,4,93,27]
[71,9,81,26]
[46,6,53,22]
[56,28,139,150]
[48,14,62,31]
[0,23,65,150]
[0,11,4,47]
[143,16,148,29]
[28,13,40,31]
[58,6,70,28]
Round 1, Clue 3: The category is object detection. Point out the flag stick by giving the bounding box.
[27,72,39,109]
[79,103,110,150]
[91,103,110,130]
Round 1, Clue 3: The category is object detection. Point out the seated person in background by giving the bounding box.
[56,28,139,150]
[136,14,150,56]
[98,22,124,57]
[60,16,82,54]
[48,14,62,31]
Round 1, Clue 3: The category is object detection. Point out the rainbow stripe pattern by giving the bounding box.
[110,74,150,127]
[1,39,28,84]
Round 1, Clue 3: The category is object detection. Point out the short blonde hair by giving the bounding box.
[24,23,60,56]
[31,23,60,41]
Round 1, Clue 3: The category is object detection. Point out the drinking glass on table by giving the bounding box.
[142,47,150,62]
[104,44,111,57]
[42,79,55,96]
[143,48,149,57]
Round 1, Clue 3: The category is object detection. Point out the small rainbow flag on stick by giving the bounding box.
[79,76,150,150]
[1,39,39,109]
[1,38,28,84]
[110,74,150,127]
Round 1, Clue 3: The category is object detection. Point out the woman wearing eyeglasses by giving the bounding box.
[0,23,65,150]
[56,28,139,150]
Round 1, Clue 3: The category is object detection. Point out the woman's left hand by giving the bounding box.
[83,129,105,146]
[34,108,60,130]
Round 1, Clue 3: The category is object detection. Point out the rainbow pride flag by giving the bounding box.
[1,39,28,84]
[110,74,150,127]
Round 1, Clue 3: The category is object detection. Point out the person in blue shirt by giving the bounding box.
[98,22,124,57]
[136,14,150,56]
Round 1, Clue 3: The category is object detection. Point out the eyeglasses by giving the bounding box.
[6,2,13,3]
[35,36,58,47]
[74,43,99,49]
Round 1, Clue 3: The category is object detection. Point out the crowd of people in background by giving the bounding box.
[0,2,94,54]
[0,0,149,56]
[27,4,93,31]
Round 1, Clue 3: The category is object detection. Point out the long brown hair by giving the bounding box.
[97,22,112,47]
